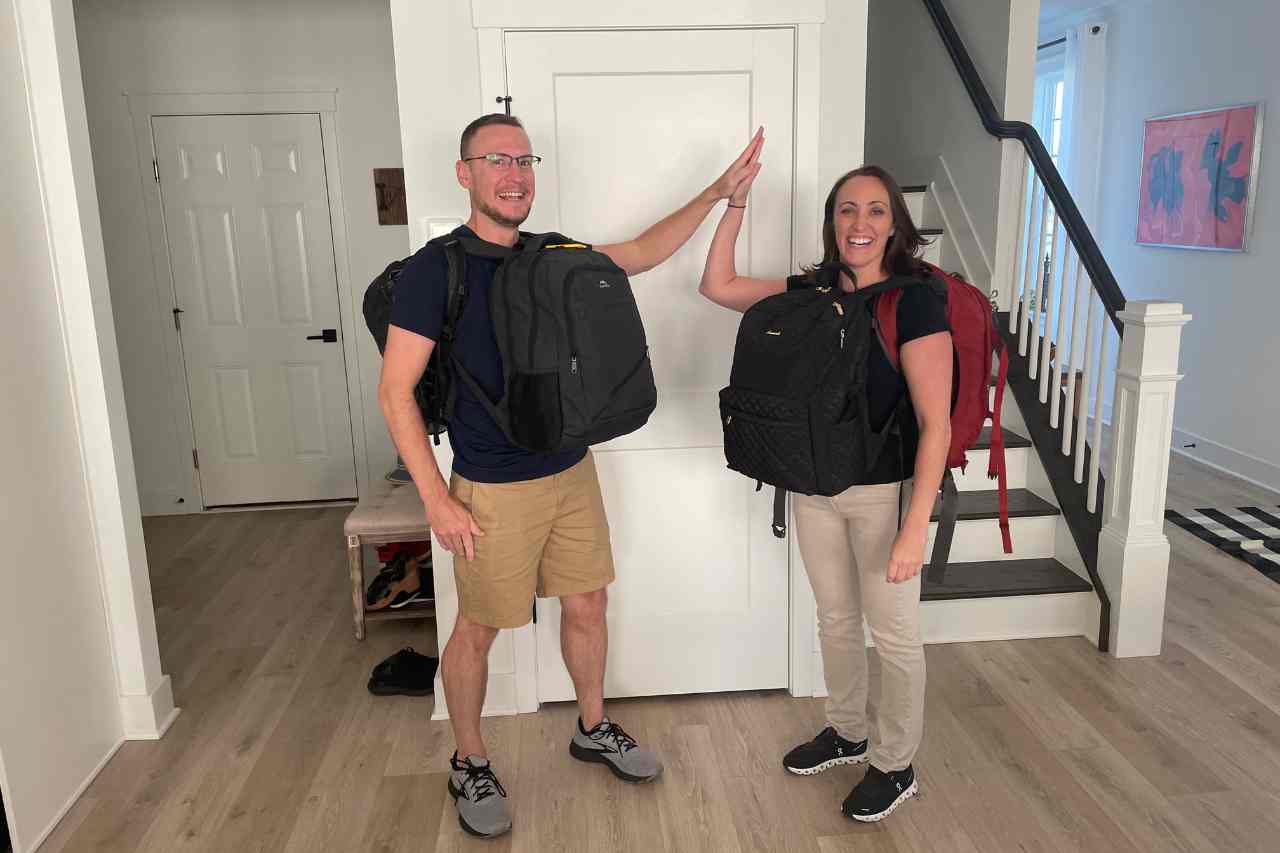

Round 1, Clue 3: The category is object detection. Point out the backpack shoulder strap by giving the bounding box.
[874,288,904,370]
[428,239,469,443]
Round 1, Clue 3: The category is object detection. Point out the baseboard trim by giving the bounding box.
[1170,426,1280,497]
[120,675,180,740]
[24,735,125,853]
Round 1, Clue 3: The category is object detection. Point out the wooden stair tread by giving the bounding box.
[973,426,1031,450]
[922,558,1091,601]
[931,488,1058,521]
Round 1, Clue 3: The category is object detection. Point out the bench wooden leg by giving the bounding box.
[347,535,365,640]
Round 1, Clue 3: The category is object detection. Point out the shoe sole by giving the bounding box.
[447,778,512,838]
[784,754,869,776]
[569,741,662,784]
[368,575,422,611]
[844,780,919,823]
[367,682,433,697]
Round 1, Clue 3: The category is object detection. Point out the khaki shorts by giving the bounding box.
[449,451,615,629]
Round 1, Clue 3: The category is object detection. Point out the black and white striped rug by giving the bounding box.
[1165,506,1280,582]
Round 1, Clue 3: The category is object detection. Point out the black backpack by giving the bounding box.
[719,277,909,536]
[363,230,656,453]
[454,233,657,453]
[363,231,517,441]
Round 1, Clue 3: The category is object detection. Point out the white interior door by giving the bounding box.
[504,28,796,700]
[153,113,357,507]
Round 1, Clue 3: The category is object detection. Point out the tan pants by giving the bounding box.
[793,480,925,771]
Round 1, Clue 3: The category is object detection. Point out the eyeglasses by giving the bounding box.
[461,152,542,170]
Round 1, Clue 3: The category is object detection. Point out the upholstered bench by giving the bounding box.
[343,483,434,640]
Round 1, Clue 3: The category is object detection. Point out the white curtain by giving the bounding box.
[1063,21,1109,233]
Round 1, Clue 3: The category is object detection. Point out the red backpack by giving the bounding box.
[875,263,1012,575]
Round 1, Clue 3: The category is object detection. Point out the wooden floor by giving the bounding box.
[40,455,1280,853]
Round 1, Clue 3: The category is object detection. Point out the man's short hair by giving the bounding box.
[460,114,526,159]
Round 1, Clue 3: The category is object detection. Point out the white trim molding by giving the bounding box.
[1099,301,1191,658]
[16,0,174,736]
[472,0,824,29]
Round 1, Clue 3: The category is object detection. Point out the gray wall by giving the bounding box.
[864,0,1015,257]
[1087,0,1280,488]
[74,0,407,513]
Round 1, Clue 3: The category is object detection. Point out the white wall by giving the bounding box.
[74,0,408,514]
[1,4,126,850]
[865,0,1038,288]
[1081,0,1280,489]
[388,0,868,266]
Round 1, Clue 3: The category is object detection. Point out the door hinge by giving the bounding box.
[495,95,513,115]
[173,307,184,331]
[192,448,200,470]
[152,159,160,183]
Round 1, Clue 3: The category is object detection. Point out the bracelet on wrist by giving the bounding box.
[727,202,747,209]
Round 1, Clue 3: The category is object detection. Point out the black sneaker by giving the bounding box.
[842,764,918,822]
[783,726,869,775]
[365,554,420,610]
[367,646,437,696]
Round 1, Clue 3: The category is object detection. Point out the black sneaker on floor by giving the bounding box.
[367,646,438,696]
[783,726,869,775]
[842,764,918,822]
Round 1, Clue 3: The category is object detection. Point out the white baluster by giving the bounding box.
[1028,205,1055,379]
[1074,291,1100,482]
[1022,187,1051,359]
[1086,323,1111,512]
[1098,302,1191,657]
[1061,262,1090,454]
[1038,217,1066,403]
[1011,165,1036,334]
[1049,248,1077,428]
[1018,178,1039,350]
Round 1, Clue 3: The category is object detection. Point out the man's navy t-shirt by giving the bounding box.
[389,227,586,483]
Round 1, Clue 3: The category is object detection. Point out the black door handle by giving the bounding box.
[306,328,338,343]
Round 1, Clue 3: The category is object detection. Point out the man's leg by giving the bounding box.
[560,587,608,730]
[541,453,661,783]
[441,612,499,759]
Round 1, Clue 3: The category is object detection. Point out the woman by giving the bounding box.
[700,157,952,822]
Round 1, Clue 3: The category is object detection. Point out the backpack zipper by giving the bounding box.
[563,264,619,375]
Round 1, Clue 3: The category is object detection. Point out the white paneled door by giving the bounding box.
[502,28,796,700]
[153,113,356,507]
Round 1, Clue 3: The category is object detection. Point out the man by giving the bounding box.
[379,114,763,839]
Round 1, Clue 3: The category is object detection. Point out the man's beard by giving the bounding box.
[476,197,530,229]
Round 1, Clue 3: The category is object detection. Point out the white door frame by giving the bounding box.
[473,20,825,706]
[126,90,370,513]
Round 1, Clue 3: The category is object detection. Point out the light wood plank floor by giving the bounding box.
[40,456,1280,852]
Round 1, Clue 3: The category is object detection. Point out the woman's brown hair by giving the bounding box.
[802,165,932,285]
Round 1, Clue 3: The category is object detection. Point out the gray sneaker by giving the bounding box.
[569,717,663,783]
[447,753,512,838]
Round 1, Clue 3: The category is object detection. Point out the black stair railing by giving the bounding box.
[920,0,1124,651]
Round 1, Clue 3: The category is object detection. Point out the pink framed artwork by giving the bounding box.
[1137,103,1264,251]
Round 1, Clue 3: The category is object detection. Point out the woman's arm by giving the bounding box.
[887,331,954,583]
[697,160,786,313]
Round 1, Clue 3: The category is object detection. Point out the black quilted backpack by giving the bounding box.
[720,276,909,536]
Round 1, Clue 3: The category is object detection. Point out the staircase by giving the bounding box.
[907,0,1187,660]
